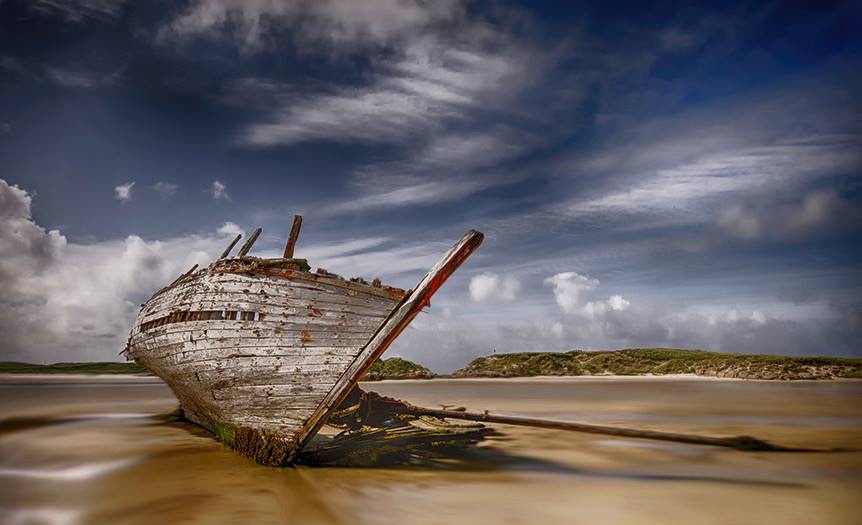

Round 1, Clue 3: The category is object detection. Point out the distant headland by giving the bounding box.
[451,349,862,380]
[3,349,860,380]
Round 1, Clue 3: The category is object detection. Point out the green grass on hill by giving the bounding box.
[363,357,433,380]
[0,362,150,375]
[453,348,862,380]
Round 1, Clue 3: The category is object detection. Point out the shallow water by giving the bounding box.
[1,375,860,525]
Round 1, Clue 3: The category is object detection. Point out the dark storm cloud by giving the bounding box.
[0,0,860,367]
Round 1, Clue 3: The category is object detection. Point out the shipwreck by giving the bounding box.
[124,217,808,466]
[124,217,484,465]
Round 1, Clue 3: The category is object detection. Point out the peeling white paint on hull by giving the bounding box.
[124,227,484,465]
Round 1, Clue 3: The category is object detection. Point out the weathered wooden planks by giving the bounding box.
[126,254,401,446]
[139,278,395,322]
[127,228,483,466]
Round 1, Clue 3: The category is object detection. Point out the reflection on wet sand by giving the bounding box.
[1,376,860,525]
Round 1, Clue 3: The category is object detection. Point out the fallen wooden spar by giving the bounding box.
[349,392,813,452]
[124,219,483,465]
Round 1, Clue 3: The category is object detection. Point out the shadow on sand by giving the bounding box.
[0,410,812,489]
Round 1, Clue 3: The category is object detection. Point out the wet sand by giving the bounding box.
[1,375,860,525]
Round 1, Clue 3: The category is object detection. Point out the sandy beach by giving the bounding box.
[2,375,860,525]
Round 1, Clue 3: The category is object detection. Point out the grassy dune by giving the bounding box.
[453,349,862,380]
[0,362,150,375]
[363,357,433,380]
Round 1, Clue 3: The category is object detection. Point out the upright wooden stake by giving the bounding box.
[219,234,242,259]
[237,228,262,257]
[283,215,303,259]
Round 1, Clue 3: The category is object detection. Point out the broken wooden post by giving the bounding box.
[237,228,262,257]
[168,264,199,287]
[283,215,303,259]
[219,234,242,259]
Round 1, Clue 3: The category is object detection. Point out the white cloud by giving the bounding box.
[469,273,520,303]
[216,221,243,237]
[583,295,631,318]
[0,179,216,362]
[543,272,599,314]
[114,181,134,203]
[153,181,178,198]
[211,180,229,200]
[608,295,631,311]
[543,271,632,321]
[0,180,460,362]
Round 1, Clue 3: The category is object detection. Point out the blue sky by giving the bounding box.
[1,0,860,370]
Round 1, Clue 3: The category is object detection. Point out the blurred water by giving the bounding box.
[1,375,860,525]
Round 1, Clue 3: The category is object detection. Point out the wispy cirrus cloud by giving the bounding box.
[160,0,464,51]
[167,8,543,142]
[337,127,535,210]
[557,79,862,229]
[241,42,532,146]
[193,0,551,216]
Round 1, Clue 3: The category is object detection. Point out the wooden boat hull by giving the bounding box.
[125,230,483,465]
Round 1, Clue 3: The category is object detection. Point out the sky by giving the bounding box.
[1,0,860,372]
